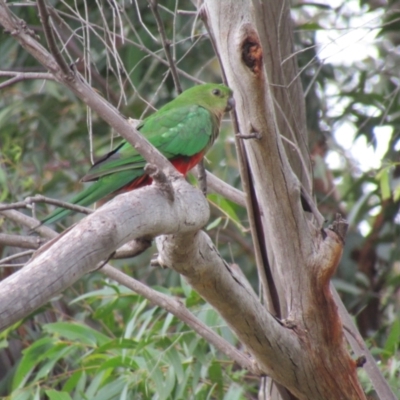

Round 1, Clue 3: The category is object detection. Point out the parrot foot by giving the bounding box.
[144,163,175,202]
[150,253,168,269]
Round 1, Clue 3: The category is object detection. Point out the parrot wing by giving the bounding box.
[82,104,214,182]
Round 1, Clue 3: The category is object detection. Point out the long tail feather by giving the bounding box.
[42,171,135,225]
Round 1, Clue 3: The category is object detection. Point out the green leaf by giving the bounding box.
[223,384,244,400]
[166,346,184,383]
[298,22,323,31]
[85,370,106,398]
[63,370,83,393]
[208,361,223,400]
[94,338,138,354]
[162,366,176,400]
[43,322,110,346]
[91,378,127,400]
[45,390,73,400]
[160,312,175,336]
[377,167,391,200]
[384,319,400,358]
[206,216,222,231]
[124,299,148,338]
[12,337,54,390]
[393,185,400,202]
[207,193,245,231]
[96,355,139,371]
[69,287,118,304]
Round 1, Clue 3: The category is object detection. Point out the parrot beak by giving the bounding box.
[225,97,235,112]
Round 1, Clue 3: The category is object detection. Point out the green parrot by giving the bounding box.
[42,83,234,225]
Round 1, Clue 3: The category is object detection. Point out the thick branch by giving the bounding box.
[0,179,208,330]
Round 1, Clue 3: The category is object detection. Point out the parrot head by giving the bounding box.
[172,83,234,120]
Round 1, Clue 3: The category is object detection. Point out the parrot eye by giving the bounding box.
[212,88,221,96]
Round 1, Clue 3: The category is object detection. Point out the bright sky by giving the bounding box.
[311,0,390,172]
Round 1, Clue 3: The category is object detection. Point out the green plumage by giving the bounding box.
[42,83,233,225]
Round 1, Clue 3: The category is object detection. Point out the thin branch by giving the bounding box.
[36,0,71,76]
[55,7,203,85]
[0,264,26,268]
[0,204,57,239]
[133,0,158,42]
[102,264,260,375]
[0,250,34,266]
[0,195,92,216]
[0,71,55,89]
[0,233,45,249]
[46,6,120,105]
[148,0,182,94]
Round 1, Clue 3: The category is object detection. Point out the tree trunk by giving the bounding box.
[202,1,367,398]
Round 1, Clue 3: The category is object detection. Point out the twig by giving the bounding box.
[46,6,120,105]
[36,0,71,76]
[133,0,158,42]
[0,71,55,89]
[0,250,34,266]
[177,9,197,15]
[0,204,57,239]
[0,233,45,249]
[55,7,203,85]
[102,264,261,375]
[148,0,182,94]
[0,264,26,268]
[0,195,93,216]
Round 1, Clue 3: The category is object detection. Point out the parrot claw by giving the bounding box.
[144,164,175,202]
[150,253,168,269]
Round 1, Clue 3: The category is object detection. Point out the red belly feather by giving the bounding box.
[115,151,205,194]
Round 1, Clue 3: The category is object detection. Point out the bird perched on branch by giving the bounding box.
[42,83,234,225]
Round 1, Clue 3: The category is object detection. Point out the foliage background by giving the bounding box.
[0,0,399,398]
